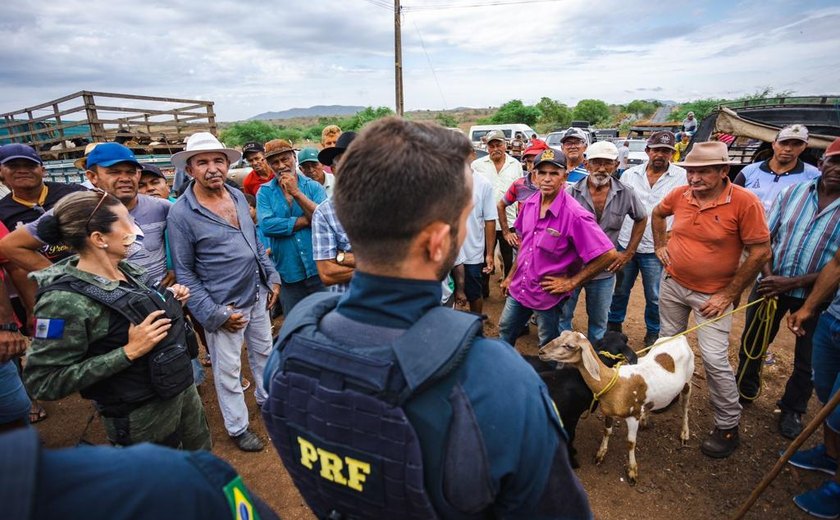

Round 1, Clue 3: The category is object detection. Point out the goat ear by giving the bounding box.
[581,345,601,381]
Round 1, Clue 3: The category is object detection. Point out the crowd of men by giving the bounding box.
[0,117,838,518]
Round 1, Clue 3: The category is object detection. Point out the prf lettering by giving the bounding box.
[297,436,371,492]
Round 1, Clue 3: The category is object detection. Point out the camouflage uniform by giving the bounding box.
[24,257,211,450]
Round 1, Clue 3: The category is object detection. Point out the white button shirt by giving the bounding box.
[471,154,523,230]
[617,162,687,253]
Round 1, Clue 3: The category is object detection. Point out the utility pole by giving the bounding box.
[394,0,404,116]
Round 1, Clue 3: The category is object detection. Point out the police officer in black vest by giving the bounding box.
[23,191,210,450]
[263,118,591,519]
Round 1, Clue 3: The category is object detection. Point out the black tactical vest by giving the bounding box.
[262,292,482,520]
[40,275,196,415]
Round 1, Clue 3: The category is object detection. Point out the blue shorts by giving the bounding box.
[0,360,31,425]
[463,263,484,302]
[811,312,840,432]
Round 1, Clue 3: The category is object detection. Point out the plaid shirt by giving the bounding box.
[311,199,352,293]
[767,178,840,299]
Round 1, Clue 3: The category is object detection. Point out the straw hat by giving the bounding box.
[675,141,735,167]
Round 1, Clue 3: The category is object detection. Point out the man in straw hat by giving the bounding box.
[167,132,281,452]
[257,139,327,314]
[651,141,771,458]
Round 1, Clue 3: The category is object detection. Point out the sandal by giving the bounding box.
[29,403,47,423]
[200,355,212,367]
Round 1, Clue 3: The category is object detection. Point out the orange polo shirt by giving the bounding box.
[658,180,769,294]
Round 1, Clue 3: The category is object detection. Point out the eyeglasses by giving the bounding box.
[85,189,109,232]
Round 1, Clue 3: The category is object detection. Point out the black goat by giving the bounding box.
[522,331,638,468]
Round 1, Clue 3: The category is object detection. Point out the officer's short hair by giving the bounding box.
[334,117,472,266]
[37,191,122,252]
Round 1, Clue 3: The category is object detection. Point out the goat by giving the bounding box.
[522,331,638,468]
[539,330,694,485]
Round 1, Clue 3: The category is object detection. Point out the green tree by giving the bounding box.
[219,120,284,147]
[625,99,660,118]
[489,99,541,126]
[435,112,458,127]
[671,98,728,122]
[535,97,572,130]
[344,106,395,131]
[572,99,611,126]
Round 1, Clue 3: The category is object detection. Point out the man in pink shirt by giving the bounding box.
[499,148,617,347]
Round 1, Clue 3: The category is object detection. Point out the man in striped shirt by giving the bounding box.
[736,138,840,439]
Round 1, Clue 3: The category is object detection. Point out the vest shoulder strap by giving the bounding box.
[39,275,150,324]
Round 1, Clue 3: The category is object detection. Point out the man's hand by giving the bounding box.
[500,276,512,297]
[757,275,798,298]
[279,173,300,197]
[221,311,248,332]
[787,308,813,337]
[503,229,521,248]
[654,246,671,267]
[159,270,176,289]
[267,284,281,310]
[0,330,28,363]
[607,250,634,273]
[699,291,734,319]
[455,290,468,308]
[540,275,576,295]
[482,254,495,275]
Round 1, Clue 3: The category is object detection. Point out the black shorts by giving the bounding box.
[463,263,484,302]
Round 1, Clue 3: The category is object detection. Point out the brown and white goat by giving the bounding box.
[539,330,694,485]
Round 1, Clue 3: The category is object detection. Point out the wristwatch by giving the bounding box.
[336,251,346,265]
[0,322,19,332]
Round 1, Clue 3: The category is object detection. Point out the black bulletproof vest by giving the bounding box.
[39,275,195,413]
[262,293,482,520]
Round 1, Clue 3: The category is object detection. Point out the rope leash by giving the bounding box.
[736,297,778,401]
[584,362,623,417]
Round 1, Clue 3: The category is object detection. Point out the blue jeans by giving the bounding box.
[811,312,840,432]
[608,248,663,334]
[499,296,563,348]
[0,360,30,425]
[559,276,616,342]
[279,275,325,316]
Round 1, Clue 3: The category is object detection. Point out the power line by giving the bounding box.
[404,0,564,11]
[412,20,448,110]
[360,0,394,11]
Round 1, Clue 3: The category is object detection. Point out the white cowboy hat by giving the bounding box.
[171,132,241,170]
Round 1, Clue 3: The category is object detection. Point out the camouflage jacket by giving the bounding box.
[23,257,149,401]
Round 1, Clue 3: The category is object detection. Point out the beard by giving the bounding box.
[436,226,462,282]
[589,173,611,187]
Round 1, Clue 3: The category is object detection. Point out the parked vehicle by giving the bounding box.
[612,139,648,167]
[545,129,593,149]
[468,124,537,149]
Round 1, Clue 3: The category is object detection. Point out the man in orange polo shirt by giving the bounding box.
[652,141,771,459]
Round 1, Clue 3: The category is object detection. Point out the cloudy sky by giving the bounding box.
[1,0,838,121]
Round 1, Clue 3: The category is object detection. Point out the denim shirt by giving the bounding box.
[167,183,281,332]
[257,175,326,284]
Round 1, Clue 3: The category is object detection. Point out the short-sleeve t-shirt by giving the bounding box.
[0,181,87,262]
[658,181,770,294]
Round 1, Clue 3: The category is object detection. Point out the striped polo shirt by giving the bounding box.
[767,178,840,299]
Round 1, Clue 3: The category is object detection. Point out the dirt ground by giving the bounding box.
[34,277,825,519]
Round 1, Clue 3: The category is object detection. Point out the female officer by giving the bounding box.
[23,191,211,449]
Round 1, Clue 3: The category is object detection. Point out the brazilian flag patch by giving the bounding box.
[223,476,260,520]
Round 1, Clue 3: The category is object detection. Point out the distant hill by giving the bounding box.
[248,105,365,121]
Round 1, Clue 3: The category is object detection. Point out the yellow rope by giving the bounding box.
[597,350,626,362]
[634,297,771,357]
[586,362,623,415]
[736,297,778,401]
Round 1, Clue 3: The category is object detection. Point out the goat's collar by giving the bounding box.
[588,364,622,414]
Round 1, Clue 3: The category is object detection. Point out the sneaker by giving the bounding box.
[780,410,804,439]
[794,480,840,519]
[241,377,251,391]
[644,331,659,347]
[232,429,264,452]
[700,426,740,458]
[607,322,623,333]
[788,445,838,476]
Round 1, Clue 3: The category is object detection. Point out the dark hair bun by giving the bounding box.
[36,214,63,245]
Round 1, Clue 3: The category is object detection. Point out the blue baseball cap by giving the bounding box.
[85,142,141,169]
[298,147,320,164]
[0,143,43,165]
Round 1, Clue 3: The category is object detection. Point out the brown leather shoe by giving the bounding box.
[701,426,740,458]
